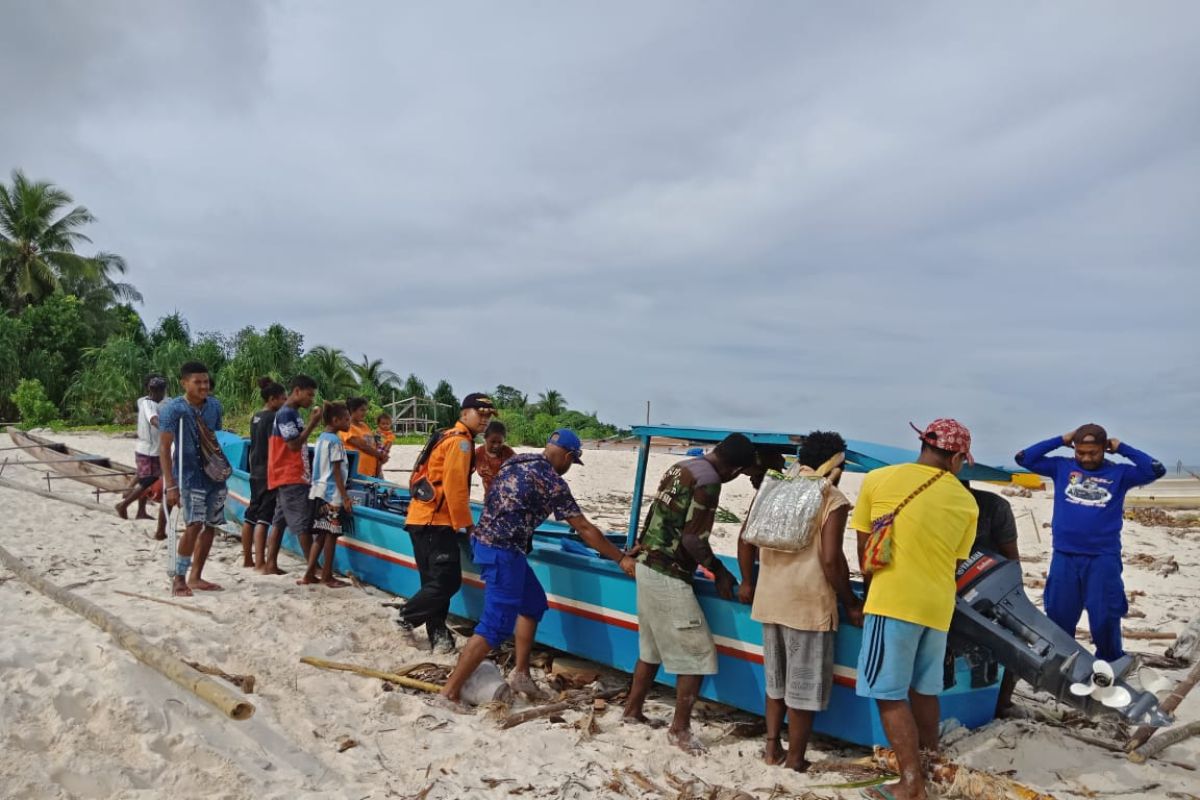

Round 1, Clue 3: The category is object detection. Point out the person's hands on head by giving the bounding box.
[1070,424,1108,470]
[1063,429,1077,445]
[1107,438,1121,454]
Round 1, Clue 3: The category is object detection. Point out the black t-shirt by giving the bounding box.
[248,409,277,481]
[969,488,1018,554]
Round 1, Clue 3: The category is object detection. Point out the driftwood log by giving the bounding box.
[1127,657,1200,753]
[499,687,624,730]
[0,544,254,721]
[1076,628,1177,642]
[1129,720,1200,763]
[298,656,443,693]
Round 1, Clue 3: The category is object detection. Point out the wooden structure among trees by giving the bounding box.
[383,395,451,436]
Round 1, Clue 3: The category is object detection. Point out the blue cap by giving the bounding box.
[547,428,584,464]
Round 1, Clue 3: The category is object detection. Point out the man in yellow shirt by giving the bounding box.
[852,419,978,800]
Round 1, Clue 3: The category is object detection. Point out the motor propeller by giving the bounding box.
[1069,660,1133,708]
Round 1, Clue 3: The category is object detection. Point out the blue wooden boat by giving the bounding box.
[218,424,1011,746]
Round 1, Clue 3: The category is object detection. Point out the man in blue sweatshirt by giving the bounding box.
[1015,424,1165,662]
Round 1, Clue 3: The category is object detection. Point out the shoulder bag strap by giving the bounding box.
[890,469,948,520]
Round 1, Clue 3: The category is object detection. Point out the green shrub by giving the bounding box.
[11,378,59,427]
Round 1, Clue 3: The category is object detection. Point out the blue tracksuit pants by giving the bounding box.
[1044,551,1128,662]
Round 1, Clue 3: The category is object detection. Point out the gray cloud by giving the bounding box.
[3,1,1197,464]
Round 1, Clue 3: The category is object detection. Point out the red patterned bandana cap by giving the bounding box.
[910,419,975,465]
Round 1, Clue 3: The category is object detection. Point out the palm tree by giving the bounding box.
[302,345,357,399]
[537,389,567,416]
[401,373,428,400]
[0,169,132,313]
[351,355,400,396]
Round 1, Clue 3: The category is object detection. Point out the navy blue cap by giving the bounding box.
[461,392,496,412]
[547,428,584,464]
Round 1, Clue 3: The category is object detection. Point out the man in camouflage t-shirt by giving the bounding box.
[622,433,758,754]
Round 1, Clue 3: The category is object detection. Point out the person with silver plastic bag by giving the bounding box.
[737,431,861,772]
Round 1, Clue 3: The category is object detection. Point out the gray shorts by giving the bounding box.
[763,624,835,711]
[272,483,313,534]
[635,562,717,676]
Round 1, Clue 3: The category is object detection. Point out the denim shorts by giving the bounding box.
[855,613,947,700]
[182,484,227,527]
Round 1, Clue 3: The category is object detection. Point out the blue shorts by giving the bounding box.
[856,614,947,700]
[182,484,227,527]
[472,540,548,648]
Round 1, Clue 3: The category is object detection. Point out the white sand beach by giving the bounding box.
[1,432,1197,800]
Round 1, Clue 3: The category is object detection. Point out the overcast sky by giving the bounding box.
[4,1,1198,465]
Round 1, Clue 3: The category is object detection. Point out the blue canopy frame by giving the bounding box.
[623,424,1016,548]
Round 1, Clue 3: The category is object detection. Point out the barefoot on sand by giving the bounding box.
[621,713,668,729]
[508,672,548,701]
[667,728,707,755]
[763,743,785,766]
[188,579,223,591]
[256,565,287,575]
[323,577,350,588]
[171,576,192,597]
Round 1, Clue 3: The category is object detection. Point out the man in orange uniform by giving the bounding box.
[398,392,495,653]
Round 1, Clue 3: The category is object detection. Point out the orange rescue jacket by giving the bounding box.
[405,421,475,530]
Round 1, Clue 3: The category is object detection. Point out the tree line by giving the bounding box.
[0,169,625,445]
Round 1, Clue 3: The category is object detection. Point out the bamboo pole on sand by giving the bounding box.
[0,544,254,721]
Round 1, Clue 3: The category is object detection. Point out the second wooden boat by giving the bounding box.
[5,428,137,494]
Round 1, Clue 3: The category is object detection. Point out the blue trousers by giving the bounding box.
[1044,551,1128,662]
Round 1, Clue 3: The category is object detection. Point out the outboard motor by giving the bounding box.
[949,550,1172,728]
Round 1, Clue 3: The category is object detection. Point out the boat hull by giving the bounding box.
[6,428,137,493]
[218,432,998,746]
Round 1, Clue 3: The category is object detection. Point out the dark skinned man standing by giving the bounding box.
[853,420,978,800]
[439,429,637,707]
[622,432,758,755]
[1016,424,1164,663]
